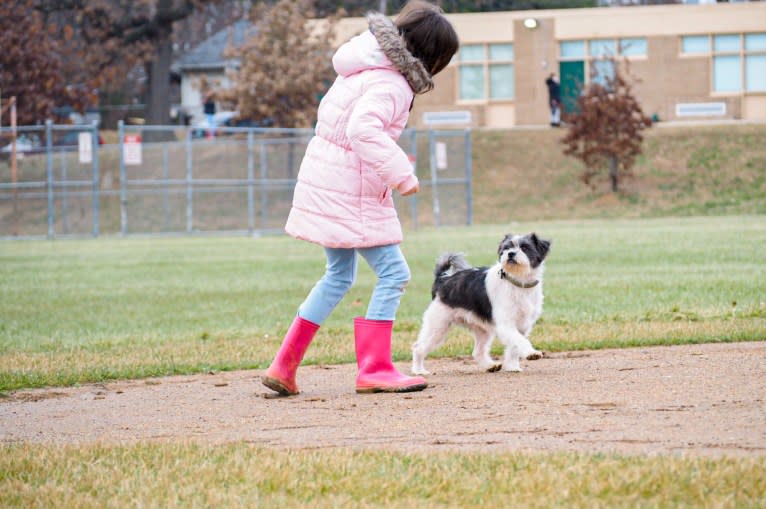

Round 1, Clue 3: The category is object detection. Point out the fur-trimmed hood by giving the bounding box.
[331,12,433,94]
[366,12,433,94]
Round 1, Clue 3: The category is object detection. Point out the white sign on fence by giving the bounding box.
[123,134,142,165]
[435,142,448,170]
[78,132,92,164]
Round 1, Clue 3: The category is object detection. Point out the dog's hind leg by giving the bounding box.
[471,328,500,372]
[411,303,451,376]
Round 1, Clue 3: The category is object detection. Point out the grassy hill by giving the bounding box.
[471,123,766,222]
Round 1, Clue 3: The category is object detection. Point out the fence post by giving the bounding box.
[408,129,419,230]
[45,119,55,239]
[186,127,193,233]
[465,129,473,226]
[60,149,69,234]
[118,120,127,235]
[91,120,100,237]
[162,145,169,232]
[247,130,255,235]
[428,130,441,227]
[259,140,268,230]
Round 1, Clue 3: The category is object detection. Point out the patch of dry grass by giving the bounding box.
[1,443,764,508]
[472,124,766,221]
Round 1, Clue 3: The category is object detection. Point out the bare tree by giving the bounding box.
[221,0,340,128]
[561,58,652,192]
[36,0,223,125]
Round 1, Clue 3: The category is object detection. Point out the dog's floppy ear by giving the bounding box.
[530,233,551,261]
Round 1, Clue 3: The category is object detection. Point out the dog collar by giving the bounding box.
[499,269,539,288]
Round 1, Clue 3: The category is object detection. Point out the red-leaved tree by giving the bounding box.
[0,0,69,124]
[561,58,652,192]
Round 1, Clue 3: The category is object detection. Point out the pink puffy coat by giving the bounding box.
[284,13,433,248]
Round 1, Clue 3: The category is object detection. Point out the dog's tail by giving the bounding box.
[431,253,470,299]
[434,253,470,279]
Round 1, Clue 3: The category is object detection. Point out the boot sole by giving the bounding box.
[356,383,428,394]
[261,376,298,396]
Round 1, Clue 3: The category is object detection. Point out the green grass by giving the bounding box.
[1,443,764,508]
[1,215,764,392]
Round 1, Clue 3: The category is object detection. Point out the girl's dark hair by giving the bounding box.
[395,1,459,77]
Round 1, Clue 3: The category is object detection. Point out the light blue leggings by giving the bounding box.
[298,244,411,324]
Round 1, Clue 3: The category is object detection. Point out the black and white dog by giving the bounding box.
[412,233,551,375]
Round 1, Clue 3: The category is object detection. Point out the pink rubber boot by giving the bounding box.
[354,317,428,393]
[261,316,320,396]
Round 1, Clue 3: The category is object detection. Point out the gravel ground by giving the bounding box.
[2,341,765,456]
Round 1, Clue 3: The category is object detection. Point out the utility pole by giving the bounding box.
[379,0,386,15]
[1,93,21,235]
[9,96,18,236]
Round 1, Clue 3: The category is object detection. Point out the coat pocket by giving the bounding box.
[378,185,390,204]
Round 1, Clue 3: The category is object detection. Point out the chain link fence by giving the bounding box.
[0,122,472,239]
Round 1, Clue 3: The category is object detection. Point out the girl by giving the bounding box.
[262,1,459,396]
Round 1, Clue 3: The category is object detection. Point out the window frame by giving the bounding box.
[680,32,766,95]
[680,35,711,56]
[557,37,647,87]
[456,42,515,104]
[745,33,766,92]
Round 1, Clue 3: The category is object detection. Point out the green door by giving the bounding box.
[559,60,584,114]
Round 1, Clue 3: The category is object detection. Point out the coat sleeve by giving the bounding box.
[345,79,419,194]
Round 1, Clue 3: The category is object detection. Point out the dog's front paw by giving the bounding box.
[526,350,544,361]
[502,359,523,372]
[411,366,431,376]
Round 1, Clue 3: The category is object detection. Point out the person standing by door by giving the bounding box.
[545,73,561,127]
[203,93,217,138]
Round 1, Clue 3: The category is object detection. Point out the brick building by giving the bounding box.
[335,2,766,128]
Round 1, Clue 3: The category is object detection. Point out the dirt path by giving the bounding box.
[2,341,765,456]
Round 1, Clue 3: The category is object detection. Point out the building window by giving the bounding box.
[713,55,741,92]
[559,37,647,86]
[714,34,740,53]
[560,40,585,59]
[713,35,742,92]
[682,35,710,54]
[620,38,647,57]
[555,37,647,113]
[684,32,766,92]
[458,43,514,101]
[589,39,616,58]
[459,45,484,100]
[745,33,766,91]
[489,44,514,99]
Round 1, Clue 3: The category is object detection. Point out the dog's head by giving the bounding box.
[497,233,551,276]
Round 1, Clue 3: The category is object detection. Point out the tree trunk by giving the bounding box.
[609,155,618,192]
[145,30,173,127]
